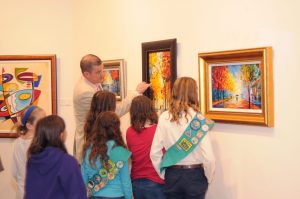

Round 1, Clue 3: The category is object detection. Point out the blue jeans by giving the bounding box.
[164,167,208,199]
[132,178,165,199]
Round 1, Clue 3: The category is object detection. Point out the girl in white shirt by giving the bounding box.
[150,77,216,199]
[11,106,46,199]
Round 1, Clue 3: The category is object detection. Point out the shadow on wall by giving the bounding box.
[213,123,275,138]
[206,138,238,199]
[0,152,17,198]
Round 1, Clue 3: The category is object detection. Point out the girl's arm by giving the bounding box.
[120,162,132,199]
[199,134,216,183]
[11,143,19,180]
[150,119,165,178]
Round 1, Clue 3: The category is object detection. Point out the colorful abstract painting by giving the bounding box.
[209,61,262,113]
[102,68,120,97]
[148,51,171,111]
[0,56,56,136]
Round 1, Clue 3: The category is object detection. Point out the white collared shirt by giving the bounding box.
[150,108,216,183]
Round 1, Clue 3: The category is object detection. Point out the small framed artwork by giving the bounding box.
[198,47,274,127]
[0,55,57,138]
[101,59,126,100]
[142,39,177,111]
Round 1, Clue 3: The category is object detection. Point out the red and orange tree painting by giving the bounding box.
[101,69,120,96]
[149,51,171,111]
[211,63,262,112]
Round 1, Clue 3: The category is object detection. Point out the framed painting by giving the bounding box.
[198,47,274,127]
[142,39,177,111]
[101,59,126,100]
[0,55,57,138]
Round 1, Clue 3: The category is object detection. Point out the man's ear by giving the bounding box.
[83,71,90,79]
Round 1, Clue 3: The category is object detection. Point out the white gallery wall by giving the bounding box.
[1,0,300,198]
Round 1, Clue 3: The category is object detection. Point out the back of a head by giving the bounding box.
[130,95,158,132]
[80,54,102,73]
[169,77,200,122]
[84,91,117,140]
[15,106,44,135]
[28,115,67,157]
[91,91,116,114]
[96,111,120,136]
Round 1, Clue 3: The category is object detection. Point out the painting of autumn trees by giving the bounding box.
[101,68,120,96]
[211,62,262,112]
[148,51,171,111]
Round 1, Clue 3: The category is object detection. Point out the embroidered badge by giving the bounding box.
[106,160,115,172]
[201,124,209,131]
[99,180,106,188]
[185,130,192,138]
[116,161,124,169]
[94,185,100,192]
[88,180,95,189]
[206,119,214,124]
[196,131,204,138]
[108,172,115,180]
[191,137,199,144]
[175,144,182,150]
[190,120,201,130]
[99,168,108,178]
[113,168,119,174]
[197,113,205,120]
[93,174,101,185]
[179,138,192,152]
[87,189,92,197]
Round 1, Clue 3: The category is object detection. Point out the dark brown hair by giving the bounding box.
[82,111,126,169]
[80,54,102,73]
[15,106,44,136]
[130,95,158,132]
[84,91,116,141]
[169,77,200,123]
[28,115,67,159]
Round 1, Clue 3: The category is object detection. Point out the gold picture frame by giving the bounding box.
[198,47,274,127]
[101,59,126,101]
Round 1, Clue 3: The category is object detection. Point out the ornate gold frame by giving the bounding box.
[198,47,274,127]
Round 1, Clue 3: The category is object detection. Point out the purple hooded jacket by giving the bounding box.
[25,147,87,199]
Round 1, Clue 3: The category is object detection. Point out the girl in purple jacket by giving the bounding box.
[25,115,87,199]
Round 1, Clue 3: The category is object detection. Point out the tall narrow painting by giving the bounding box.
[198,47,274,127]
[0,55,57,137]
[101,59,126,100]
[142,39,177,111]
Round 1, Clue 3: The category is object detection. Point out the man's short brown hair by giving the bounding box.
[80,54,102,73]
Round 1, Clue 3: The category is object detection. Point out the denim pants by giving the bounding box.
[132,178,165,199]
[164,167,208,199]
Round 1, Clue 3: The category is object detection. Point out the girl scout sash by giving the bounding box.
[86,146,131,197]
[160,113,214,173]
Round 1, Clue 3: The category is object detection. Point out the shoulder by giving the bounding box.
[126,126,136,137]
[60,152,79,169]
[73,78,95,97]
[159,111,172,122]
